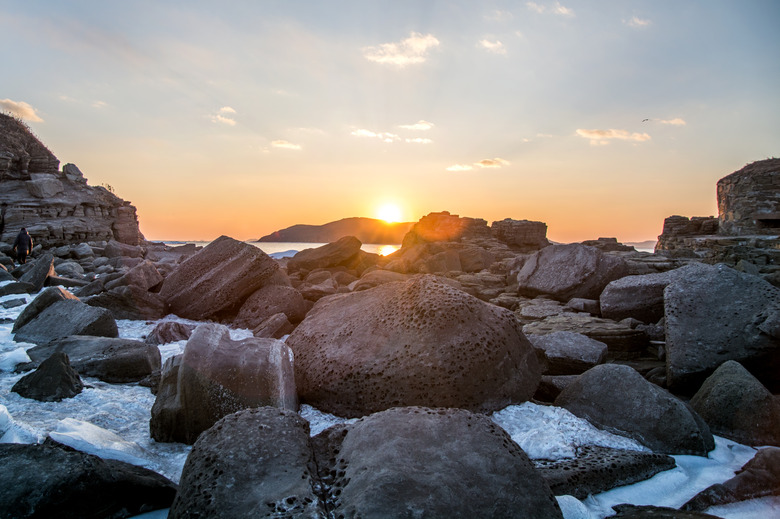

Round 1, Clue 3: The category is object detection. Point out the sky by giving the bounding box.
[1,1,778,243]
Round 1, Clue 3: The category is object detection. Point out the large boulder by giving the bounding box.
[313,407,562,518]
[554,364,714,455]
[150,323,297,444]
[516,244,629,301]
[287,275,541,417]
[689,360,780,446]
[664,263,780,393]
[103,259,163,291]
[85,285,166,320]
[12,286,79,333]
[600,263,712,323]
[18,253,55,292]
[233,284,307,329]
[11,352,84,402]
[25,336,160,384]
[0,441,176,518]
[13,299,118,345]
[527,331,608,375]
[169,407,322,519]
[286,235,362,273]
[144,320,195,346]
[158,235,280,320]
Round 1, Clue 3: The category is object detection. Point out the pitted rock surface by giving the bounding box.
[535,445,675,498]
[233,284,307,328]
[287,275,541,417]
[312,407,562,518]
[169,408,323,519]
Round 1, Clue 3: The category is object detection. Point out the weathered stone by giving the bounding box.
[26,336,161,383]
[287,275,541,418]
[0,281,36,296]
[664,263,780,393]
[53,260,84,278]
[104,259,163,291]
[150,323,297,444]
[718,158,780,236]
[458,245,496,272]
[516,244,630,301]
[252,313,294,339]
[26,173,64,198]
[12,286,79,332]
[402,211,491,247]
[286,236,362,273]
[11,352,84,401]
[535,445,675,499]
[313,407,562,518]
[535,375,580,402]
[159,236,280,320]
[0,442,176,519]
[144,320,195,346]
[85,285,166,320]
[13,299,118,345]
[580,237,636,252]
[528,331,608,375]
[233,284,306,329]
[565,297,600,314]
[689,360,780,446]
[169,408,322,519]
[555,364,714,455]
[349,269,411,291]
[103,239,144,258]
[19,253,55,292]
[491,218,550,251]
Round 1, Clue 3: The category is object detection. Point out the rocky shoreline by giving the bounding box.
[1,118,778,517]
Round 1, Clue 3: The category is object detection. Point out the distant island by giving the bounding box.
[257,217,414,244]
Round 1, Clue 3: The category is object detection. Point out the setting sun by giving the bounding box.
[377,203,402,223]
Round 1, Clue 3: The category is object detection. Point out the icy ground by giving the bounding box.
[1,283,778,518]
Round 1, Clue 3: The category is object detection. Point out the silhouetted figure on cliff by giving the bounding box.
[12,227,33,265]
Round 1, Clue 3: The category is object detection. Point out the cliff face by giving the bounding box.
[717,158,780,236]
[0,113,144,247]
[258,217,413,244]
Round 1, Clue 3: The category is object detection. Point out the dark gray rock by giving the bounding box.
[0,441,176,519]
[169,407,323,519]
[664,263,780,393]
[103,259,163,291]
[1,297,26,309]
[11,352,84,402]
[535,445,676,499]
[611,504,723,518]
[25,336,160,383]
[233,284,307,329]
[150,323,297,444]
[555,364,714,455]
[516,244,629,301]
[13,299,118,345]
[158,235,280,320]
[682,446,780,511]
[287,275,541,418]
[535,374,580,402]
[312,407,562,518]
[690,360,780,446]
[85,285,166,320]
[144,320,195,346]
[0,281,36,297]
[19,253,55,292]
[12,286,79,333]
[528,331,607,375]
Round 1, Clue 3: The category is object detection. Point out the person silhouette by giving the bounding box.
[12,227,33,265]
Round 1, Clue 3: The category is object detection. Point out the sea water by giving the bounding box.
[1,282,778,518]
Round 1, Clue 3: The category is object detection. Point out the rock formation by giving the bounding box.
[257,216,413,244]
[0,113,144,247]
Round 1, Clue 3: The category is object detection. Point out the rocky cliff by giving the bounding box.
[257,217,413,244]
[0,113,144,247]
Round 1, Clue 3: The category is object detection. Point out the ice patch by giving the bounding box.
[491,402,648,460]
[0,403,37,444]
[300,404,358,436]
[705,496,780,519]
[49,417,150,466]
[0,347,30,372]
[557,495,598,519]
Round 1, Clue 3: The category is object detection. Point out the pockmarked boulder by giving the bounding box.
[150,323,297,444]
[516,244,629,301]
[600,263,712,323]
[169,408,322,519]
[11,352,84,402]
[233,284,307,329]
[528,331,608,375]
[287,275,541,417]
[25,336,161,384]
[12,286,79,333]
[13,299,118,345]
[312,407,562,518]
[689,360,780,446]
[0,442,176,519]
[681,446,780,512]
[664,263,780,393]
[555,364,714,455]
[158,235,280,320]
[286,235,362,273]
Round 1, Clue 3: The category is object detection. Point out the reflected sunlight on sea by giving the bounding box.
[160,241,400,257]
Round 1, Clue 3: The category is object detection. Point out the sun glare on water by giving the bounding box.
[377,203,402,224]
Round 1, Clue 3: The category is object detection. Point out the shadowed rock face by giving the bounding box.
[11,352,84,402]
[287,274,541,417]
[718,158,780,236]
[0,114,144,247]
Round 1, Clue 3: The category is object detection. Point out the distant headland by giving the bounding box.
[256,217,414,244]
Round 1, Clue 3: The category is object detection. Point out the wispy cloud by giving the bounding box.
[479,39,507,55]
[211,106,236,126]
[92,100,108,109]
[0,99,43,122]
[659,118,686,126]
[576,128,651,146]
[526,2,574,16]
[625,16,652,28]
[363,32,440,67]
[398,120,434,131]
[484,10,514,22]
[405,138,433,144]
[447,158,510,171]
[271,140,302,150]
[351,128,401,143]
